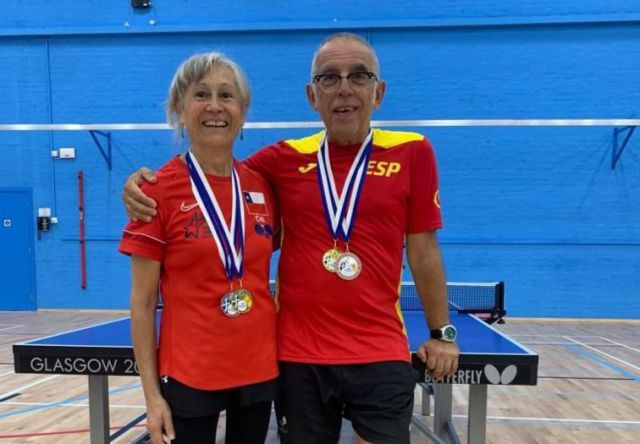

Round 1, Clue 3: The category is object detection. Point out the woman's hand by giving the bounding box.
[145,395,175,444]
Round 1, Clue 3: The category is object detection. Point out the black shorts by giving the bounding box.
[275,361,420,444]
[160,377,277,444]
[160,376,277,417]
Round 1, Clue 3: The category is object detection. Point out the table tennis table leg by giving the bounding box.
[467,384,487,444]
[88,375,109,444]
[419,382,431,415]
[433,383,452,441]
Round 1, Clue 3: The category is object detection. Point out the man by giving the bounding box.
[124,33,458,443]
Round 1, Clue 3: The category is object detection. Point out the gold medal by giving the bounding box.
[235,288,253,314]
[336,252,361,280]
[322,248,342,273]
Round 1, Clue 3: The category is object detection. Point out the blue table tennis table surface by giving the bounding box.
[14,310,538,385]
[21,311,520,353]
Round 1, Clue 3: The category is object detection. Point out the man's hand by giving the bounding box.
[145,395,175,444]
[416,339,459,379]
[123,167,158,222]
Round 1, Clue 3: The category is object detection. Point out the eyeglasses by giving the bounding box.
[312,71,378,90]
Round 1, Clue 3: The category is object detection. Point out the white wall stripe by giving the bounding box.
[0,119,639,132]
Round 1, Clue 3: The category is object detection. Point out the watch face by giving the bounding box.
[443,326,456,341]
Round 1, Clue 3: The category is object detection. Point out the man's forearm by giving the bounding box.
[406,231,449,329]
[414,259,449,329]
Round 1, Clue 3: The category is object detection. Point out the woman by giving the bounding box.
[119,52,278,444]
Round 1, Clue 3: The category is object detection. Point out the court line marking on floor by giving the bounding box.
[1,401,145,409]
[425,414,640,429]
[0,370,14,379]
[565,337,640,373]
[480,418,640,431]
[537,375,631,381]
[0,375,59,399]
[564,344,640,383]
[0,423,146,440]
[0,325,24,332]
[0,383,141,419]
[453,415,640,425]
[599,337,640,354]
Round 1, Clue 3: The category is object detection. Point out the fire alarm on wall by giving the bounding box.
[132,0,151,8]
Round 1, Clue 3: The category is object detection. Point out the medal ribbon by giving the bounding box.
[186,151,245,281]
[317,130,373,242]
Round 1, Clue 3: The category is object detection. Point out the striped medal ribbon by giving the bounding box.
[316,130,373,280]
[185,151,253,316]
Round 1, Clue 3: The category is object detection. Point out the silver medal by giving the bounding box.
[221,291,240,317]
[336,252,362,280]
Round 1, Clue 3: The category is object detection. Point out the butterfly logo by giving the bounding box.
[483,364,517,384]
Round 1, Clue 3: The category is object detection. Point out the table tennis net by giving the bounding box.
[267,280,505,323]
[400,281,506,324]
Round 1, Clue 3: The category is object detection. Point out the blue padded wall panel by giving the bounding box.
[2,1,639,34]
[0,3,638,316]
[373,25,640,119]
[441,244,639,319]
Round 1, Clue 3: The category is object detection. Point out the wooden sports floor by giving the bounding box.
[1,311,639,443]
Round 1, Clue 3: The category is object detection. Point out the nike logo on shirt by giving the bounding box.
[180,202,199,212]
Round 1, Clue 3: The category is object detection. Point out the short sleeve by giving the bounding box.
[406,138,443,233]
[118,181,167,261]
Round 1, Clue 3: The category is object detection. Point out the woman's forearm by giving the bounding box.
[131,303,161,402]
[130,255,163,403]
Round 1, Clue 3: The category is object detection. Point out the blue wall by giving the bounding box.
[0,1,638,318]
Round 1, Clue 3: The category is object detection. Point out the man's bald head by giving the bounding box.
[310,32,380,79]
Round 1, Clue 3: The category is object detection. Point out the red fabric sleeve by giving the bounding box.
[407,138,443,233]
[118,180,167,261]
[243,144,281,189]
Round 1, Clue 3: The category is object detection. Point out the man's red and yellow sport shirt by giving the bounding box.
[244,129,442,364]
[119,157,279,390]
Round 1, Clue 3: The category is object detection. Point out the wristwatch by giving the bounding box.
[430,324,457,343]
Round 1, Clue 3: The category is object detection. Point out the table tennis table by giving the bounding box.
[13,282,538,444]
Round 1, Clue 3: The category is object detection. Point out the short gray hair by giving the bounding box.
[167,52,251,135]
[310,33,380,79]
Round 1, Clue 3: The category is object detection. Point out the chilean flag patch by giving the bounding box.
[243,191,268,215]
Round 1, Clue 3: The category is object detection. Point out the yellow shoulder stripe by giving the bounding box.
[284,131,326,154]
[373,129,424,149]
[284,128,423,153]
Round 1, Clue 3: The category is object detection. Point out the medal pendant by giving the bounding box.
[234,288,253,314]
[220,289,254,317]
[322,248,342,273]
[336,252,362,280]
[221,291,240,317]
